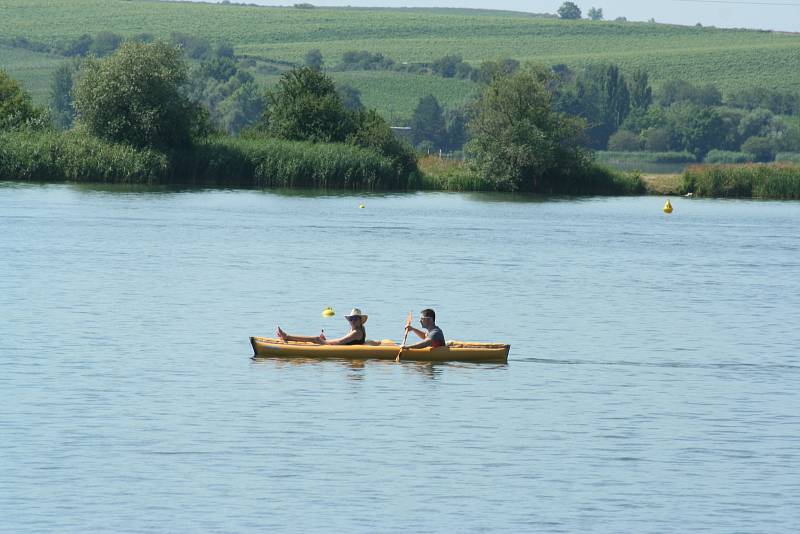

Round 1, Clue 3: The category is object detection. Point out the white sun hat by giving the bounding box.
[344,308,368,324]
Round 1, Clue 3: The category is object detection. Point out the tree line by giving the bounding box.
[407,61,800,163]
[2,40,641,193]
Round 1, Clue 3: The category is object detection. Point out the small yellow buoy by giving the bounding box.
[663,199,673,214]
[322,307,335,317]
[359,203,365,209]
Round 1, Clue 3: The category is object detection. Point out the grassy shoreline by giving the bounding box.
[0,132,643,195]
[2,133,799,198]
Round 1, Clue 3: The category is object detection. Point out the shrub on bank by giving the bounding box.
[416,156,643,194]
[682,163,800,199]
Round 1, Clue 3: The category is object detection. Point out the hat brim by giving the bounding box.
[345,314,368,324]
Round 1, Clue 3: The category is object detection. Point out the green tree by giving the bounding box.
[607,130,641,151]
[558,64,630,148]
[629,70,652,111]
[666,103,725,157]
[337,85,364,111]
[348,109,416,178]
[558,2,582,19]
[261,67,352,142]
[658,79,721,108]
[588,7,603,20]
[63,34,93,57]
[643,127,673,151]
[170,32,211,59]
[50,60,81,129]
[741,136,776,162]
[444,108,468,151]
[215,41,235,59]
[0,69,41,130]
[73,40,204,148]
[431,55,466,78]
[466,65,589,192]
[411,95,446,149]
[90,32,124,57]
[474,59,520,84]
[738,108,774,141]
[305,49,324,71]
[216,79,265,134]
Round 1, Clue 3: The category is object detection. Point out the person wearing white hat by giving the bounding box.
[276,308,368,345]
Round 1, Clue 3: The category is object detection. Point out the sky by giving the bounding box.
[215,0,800,32]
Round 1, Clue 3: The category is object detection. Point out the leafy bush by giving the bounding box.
[170,32,211,59]
[466,64,640,194]
[1,69,43,130]
[73,40,206,148]
[260,67,417,176]
[431,55,473,79]
[347,109,417,179]
[340,51,395,71]
[261,67,353,142]
[741,136,776,162]
[607,130,641,151]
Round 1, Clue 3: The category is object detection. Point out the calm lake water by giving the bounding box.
[2,182,799,533]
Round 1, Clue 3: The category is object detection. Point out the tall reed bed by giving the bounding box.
[0,131,408,189]
[682,163,800,199]
[0,129,169,183]
[415,156,493,191]
[174,137,405,189]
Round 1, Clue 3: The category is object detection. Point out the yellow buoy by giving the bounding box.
[322,307,335,317]
[663,199,673,214]
[359,203,365,209]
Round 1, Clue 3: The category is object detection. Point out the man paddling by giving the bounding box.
[401,308,445,350]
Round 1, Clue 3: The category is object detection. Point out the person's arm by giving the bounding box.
[406,326,426,340]
[402,337,432,350]
[324,329,359,346]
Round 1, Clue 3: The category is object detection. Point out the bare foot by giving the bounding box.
[319,330,326,341]
[276,326,287,342]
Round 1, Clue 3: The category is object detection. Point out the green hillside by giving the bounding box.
[1,0,798,118]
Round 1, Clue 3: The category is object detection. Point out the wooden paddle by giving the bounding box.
[395,312,413,362]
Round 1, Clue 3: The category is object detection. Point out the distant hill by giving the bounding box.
[1,0,798,119]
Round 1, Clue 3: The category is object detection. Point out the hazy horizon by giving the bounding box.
[185,0,800,32]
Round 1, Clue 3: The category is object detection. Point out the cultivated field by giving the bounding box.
[1,0,798,119]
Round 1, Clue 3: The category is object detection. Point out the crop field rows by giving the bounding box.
[1,0,798,119]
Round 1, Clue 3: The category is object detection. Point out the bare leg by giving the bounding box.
[276,326,323,344]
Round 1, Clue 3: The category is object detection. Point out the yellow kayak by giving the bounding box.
[249,337,510,363]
